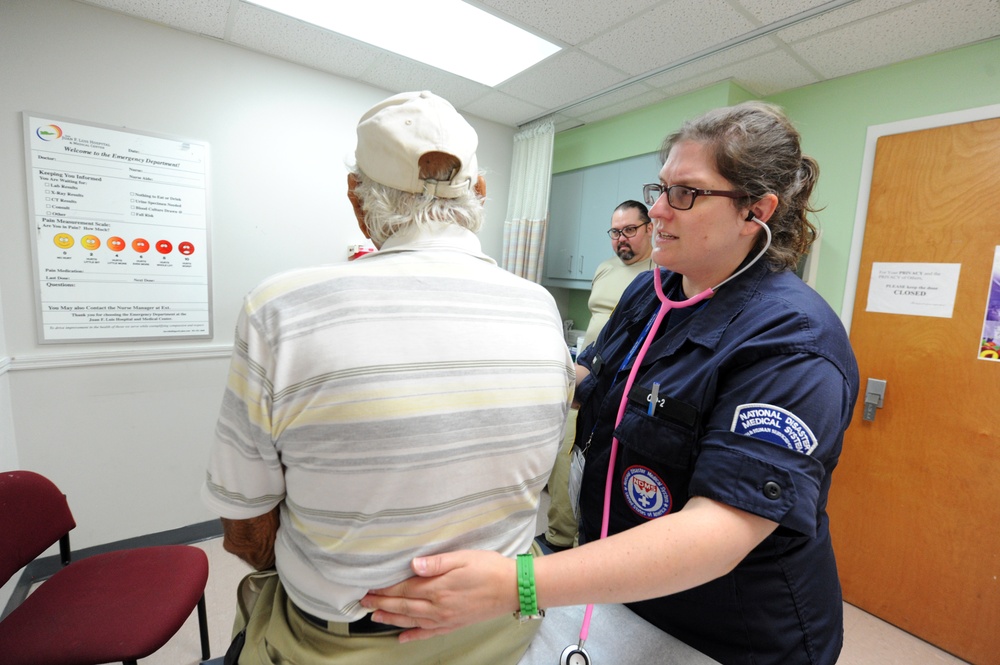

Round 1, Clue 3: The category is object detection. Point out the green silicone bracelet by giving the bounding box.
[515,553,543,620]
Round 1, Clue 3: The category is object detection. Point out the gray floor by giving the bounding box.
[130,493,970,664]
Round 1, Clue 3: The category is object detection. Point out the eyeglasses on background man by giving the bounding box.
[606,222,650,239]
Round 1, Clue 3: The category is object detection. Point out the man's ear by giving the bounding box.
[347,173,373,241]
[474,175,486,201]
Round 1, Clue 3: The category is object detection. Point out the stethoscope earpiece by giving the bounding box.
[560,644,592,665]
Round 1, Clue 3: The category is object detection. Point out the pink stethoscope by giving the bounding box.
[560,219,771,665]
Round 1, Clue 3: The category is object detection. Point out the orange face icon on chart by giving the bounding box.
[132,238,150,253]
[178,241,194,256]
[155,240,172,254]
[107,236,126,252]
[81,235,100,251]
[53,233,74,249]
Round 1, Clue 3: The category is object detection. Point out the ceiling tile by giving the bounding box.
[498,50,628,111]
[355,57,495,110]
[462,91,549,126]
[641,37,779,88]
[735,0,841,24]
[791,0,1000,79]
[577,89,672,125]
[657,77,732,102]
[551,113,586,132]
[774,0,915,42]
[581,0,757,76]
[79,0,231,37]
[727,50,821,95]
[559,83,661,120]
[475,0,661,45]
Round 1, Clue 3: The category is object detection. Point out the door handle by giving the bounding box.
[863,378,887,421]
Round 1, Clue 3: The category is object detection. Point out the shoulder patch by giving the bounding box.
[622,466,672,519]
[731,403,818,455]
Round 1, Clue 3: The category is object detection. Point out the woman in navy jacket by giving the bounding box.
[363,101,860,665]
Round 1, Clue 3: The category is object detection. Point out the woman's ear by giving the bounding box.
[474,175,486,201]
[745,192,779,224]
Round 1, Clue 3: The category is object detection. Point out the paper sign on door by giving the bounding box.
[866,262,961,319]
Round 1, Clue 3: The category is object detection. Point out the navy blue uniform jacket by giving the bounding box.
[575,260,859,665]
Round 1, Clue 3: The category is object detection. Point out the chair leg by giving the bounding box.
[198,593,211,661]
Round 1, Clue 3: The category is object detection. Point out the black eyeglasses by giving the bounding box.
[607,222,650,239]
[642,183,745,210]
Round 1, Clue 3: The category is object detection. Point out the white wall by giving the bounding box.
[0,0,515,551]
[0,287,15,472]
[0,283,15,610]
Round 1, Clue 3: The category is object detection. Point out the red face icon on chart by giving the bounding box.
[178,242,194,256]
[132,238,150,253]
[156,240,172,254]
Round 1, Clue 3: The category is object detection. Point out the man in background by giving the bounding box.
[580,200,654,347]
[540,199,653,552]
[203,90,574,665]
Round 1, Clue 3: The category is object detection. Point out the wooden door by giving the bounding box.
[828,117,1000,664]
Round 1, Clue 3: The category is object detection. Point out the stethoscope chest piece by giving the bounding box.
[560,644,592,665]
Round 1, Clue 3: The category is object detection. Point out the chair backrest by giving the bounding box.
[0,471,77,586]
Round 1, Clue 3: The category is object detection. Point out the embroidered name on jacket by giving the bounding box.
[731,403,818,455]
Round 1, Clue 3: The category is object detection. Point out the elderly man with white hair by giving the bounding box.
[203,91,574,665]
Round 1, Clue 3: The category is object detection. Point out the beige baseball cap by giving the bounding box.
[355,90,479,199]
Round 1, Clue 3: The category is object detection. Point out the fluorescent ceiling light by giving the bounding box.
[247,0,561,87]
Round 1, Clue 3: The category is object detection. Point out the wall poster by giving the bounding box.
[980,246,1000,362]
[24,113,212,343]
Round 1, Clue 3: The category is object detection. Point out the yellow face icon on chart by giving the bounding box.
[54,233,74,249]
[81,235,101,251]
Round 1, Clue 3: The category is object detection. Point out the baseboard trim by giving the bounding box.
[9,345,233,371]
[2,519,223,620]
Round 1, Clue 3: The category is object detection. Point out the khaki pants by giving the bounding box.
[545,410,580,548]
[235,559,542,664]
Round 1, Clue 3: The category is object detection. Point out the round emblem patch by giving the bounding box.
[622,466,672,519]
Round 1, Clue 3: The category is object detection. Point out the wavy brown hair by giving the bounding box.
[661,101,820,271]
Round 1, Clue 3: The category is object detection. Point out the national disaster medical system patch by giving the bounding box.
[730,403,818,455]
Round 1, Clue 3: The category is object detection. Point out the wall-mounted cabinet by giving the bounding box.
[543,151,660,289]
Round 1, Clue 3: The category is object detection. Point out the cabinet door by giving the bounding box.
[617,152,660,204]
[577,162,620,280]
[544,169,584,280]
[542,153,661,289]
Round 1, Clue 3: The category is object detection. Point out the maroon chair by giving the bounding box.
[0,470,210,664]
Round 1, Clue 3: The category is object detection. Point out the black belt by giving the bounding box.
[292,602,403,635]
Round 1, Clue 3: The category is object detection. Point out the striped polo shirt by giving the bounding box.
[203,223,574,620]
